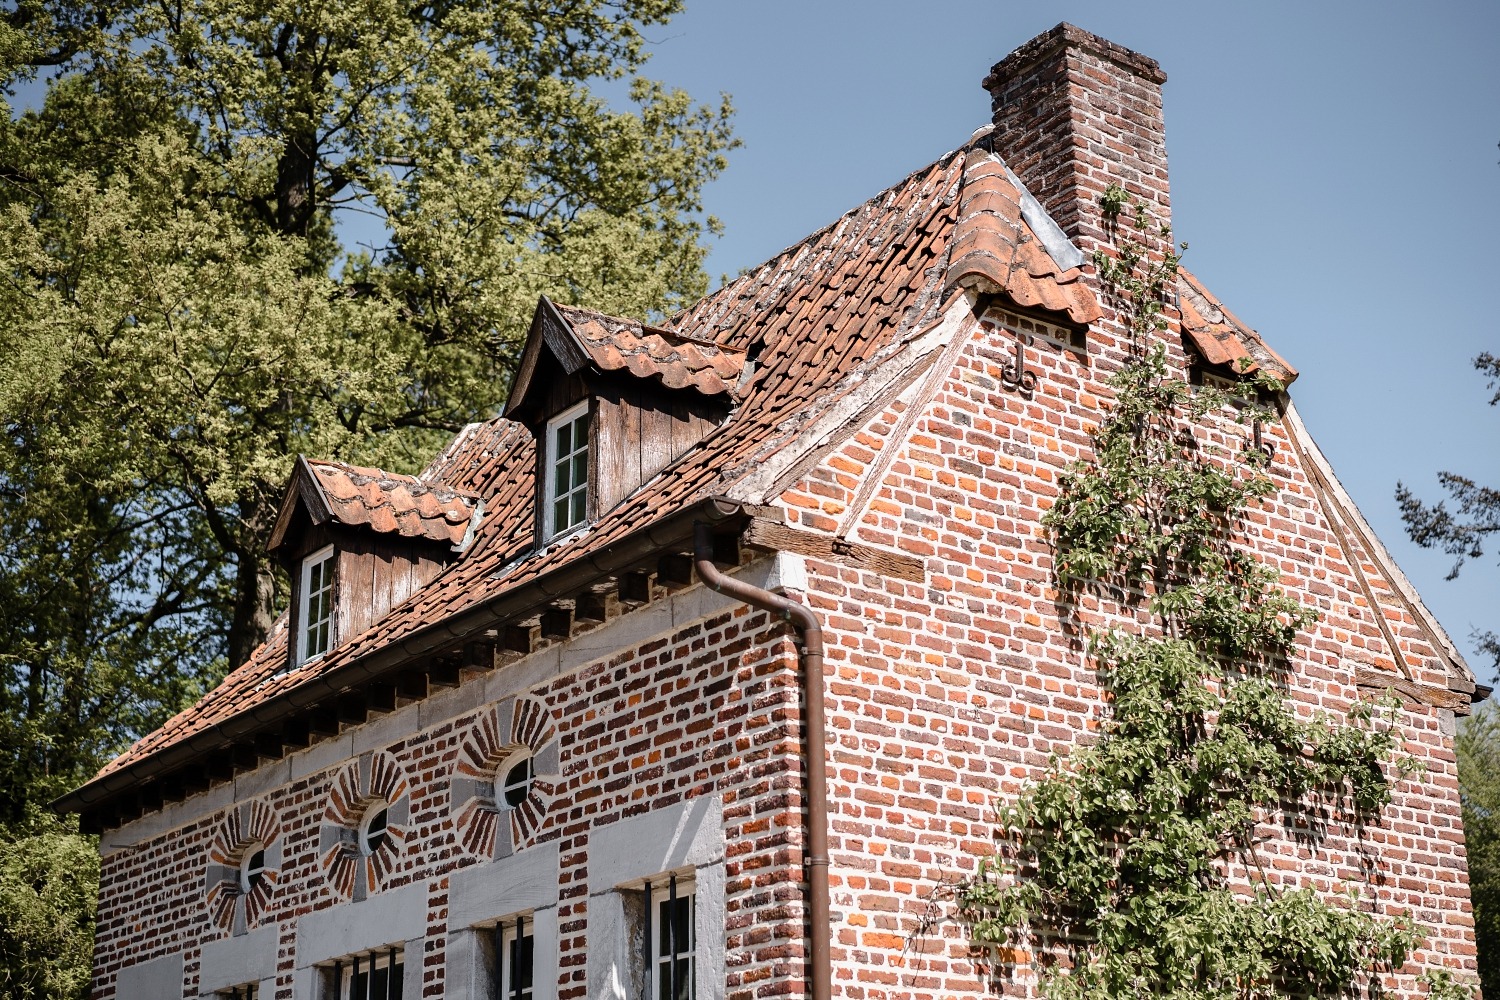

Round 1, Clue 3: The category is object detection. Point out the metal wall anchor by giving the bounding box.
[1246,418,1276,461]
[1001,336,1037,394]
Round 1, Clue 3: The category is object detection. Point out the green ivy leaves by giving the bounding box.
[957,194,1467,1000]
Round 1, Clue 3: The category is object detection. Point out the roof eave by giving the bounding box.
[52,495,747,820]
[266,455,334,554]
[503,296,592,419]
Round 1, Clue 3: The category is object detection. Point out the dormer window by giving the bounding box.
[545,402,590,538]
[299,545,335,663]
[505,299,745,547]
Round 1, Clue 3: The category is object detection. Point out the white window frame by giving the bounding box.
[326,947,404,1000]
[299,544,336,664]
[646,875,696,1000]
[543,401,590,539]
[493,916,535,1000]
[496,751,534,811]
[238,842,267,894]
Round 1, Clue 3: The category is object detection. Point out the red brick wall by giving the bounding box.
[775,297,1476,997]
[92,291,1476,1000]
[91,607,808,1000]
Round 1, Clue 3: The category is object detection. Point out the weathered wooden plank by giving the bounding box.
[340,543,375,647]
[595,387,643,514]
[741,519,926,583]
[1354,668,1471,713]
[639,397,677,487]
[387,544,418,615]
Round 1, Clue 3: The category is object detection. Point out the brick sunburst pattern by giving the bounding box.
[449,693,561,859]
[203,798,282,937]
[319,751,410,902]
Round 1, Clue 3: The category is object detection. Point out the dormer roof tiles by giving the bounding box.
[267,457,482,553]
[551,303,745,398]
[308,460,481,547]
[1178,267,1298,385]
[946,144,1101,325]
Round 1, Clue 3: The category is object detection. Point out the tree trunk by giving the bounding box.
[274,127,317,237]
[228,546,279,669]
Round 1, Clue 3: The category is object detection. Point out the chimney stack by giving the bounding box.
[983,24,1170,255]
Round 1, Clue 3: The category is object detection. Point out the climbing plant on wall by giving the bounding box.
[956,187,1470,1000]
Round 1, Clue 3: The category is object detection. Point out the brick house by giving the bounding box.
[57,23,1484,1000]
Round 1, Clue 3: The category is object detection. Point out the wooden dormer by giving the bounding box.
[505,297,745,541]
[267,457,483,666]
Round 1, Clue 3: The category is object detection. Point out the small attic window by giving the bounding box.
[299,545,335,663]
[545,401,590,539]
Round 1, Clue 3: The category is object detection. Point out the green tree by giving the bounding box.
[1456,703,1500,998]
[0,0,733,799]
[0,826,99,1000]
[1395,352,1500,675]
[957,191,1468,1000]
[0,4,733,993]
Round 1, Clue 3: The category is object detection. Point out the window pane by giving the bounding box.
[509,932,533,997]
[347,957,402,1000]
[545,407,590,538]
[659,895,690,950]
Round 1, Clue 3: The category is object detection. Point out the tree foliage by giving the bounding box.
[1395,352,1500,675]
[0,822,98,1000]
[1456,703,1500,998]
[0,4,733,993]
[957,189,1465,1000]
[0,0,734,808]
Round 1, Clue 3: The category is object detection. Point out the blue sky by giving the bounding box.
[639,1,1500,680]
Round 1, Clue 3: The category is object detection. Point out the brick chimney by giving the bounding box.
[982,24,1170,255]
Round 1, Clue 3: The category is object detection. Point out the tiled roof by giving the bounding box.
[305,460,482,548]
[550,303,745,397]
[92,423,537,782]
[74,131,1235,805]
[946,144,1101,325]
[305,148,970,667]
[1178,267,1298,384]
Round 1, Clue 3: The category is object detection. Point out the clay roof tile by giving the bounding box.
[1178,268,1297,384]
[83,133,1235,804]
[302,460,481,547]
[548,303,747,399]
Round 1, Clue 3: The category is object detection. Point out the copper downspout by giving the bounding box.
[693,522,831,1000]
